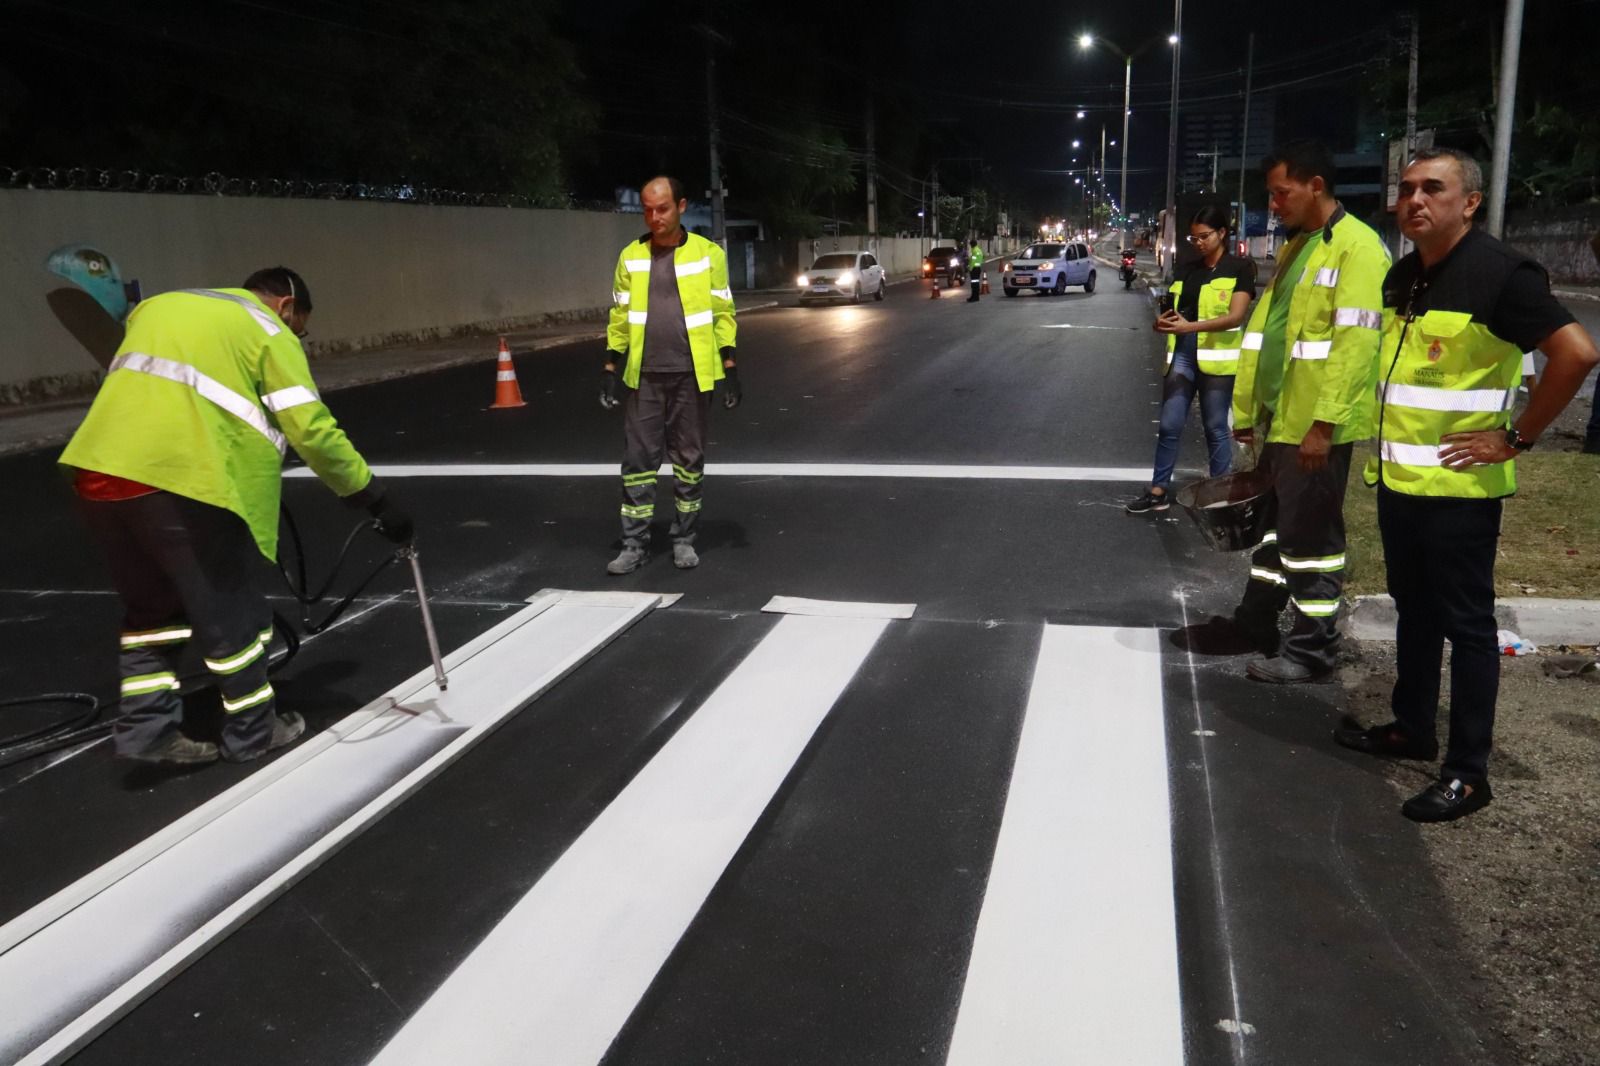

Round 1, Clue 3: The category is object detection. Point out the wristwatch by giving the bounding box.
[1505,427,1536,451]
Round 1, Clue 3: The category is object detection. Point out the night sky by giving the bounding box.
[3,0,1590,229]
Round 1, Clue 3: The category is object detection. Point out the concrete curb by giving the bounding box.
[1347,594,1600,647]
[1553,288,1600,303]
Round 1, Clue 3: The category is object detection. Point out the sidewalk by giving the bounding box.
[0,295,780,458]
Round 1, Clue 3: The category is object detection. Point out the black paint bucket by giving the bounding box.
[1174,470,1271,553]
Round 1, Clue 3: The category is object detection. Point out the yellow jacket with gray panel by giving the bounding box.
[607,231,737,392]
[60,288,373,560]
[1232,207,1390,444]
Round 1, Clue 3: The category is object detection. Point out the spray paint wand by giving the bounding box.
[397,545,448,690]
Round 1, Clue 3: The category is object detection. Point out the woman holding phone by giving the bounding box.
[1125,205,1256,514]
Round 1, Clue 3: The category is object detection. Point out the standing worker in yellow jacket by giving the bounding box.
[600,176,740,574]
[1333,148,1598,821]
[60,268,412,766]
[1179,141,1389,683]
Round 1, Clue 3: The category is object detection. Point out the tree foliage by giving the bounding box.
[0,0,594,201]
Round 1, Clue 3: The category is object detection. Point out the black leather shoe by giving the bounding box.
[1402,778,1492,823]
[1333,721,1439,761]
[1171,615,1279,656]
[1245,655,1330,684]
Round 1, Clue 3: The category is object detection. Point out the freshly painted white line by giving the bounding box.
[1177,589,1248,1063]
[287,462,1152,482]
[945,624,1182,1065]
[1039,323,1141,331]
[761,595,916,620]
[0,592,553,959]
[370,612,889,1066]
[1,594,656,1066]
[527,589,682,609]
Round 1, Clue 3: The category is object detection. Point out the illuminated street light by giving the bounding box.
[1078,30,1179,255]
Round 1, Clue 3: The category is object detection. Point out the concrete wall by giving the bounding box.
[0,189,643,404]
[1504,209,1600,285]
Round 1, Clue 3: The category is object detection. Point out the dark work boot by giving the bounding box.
[607,546,647,575]
[118,732,219,766]
[1245,655,1331,684]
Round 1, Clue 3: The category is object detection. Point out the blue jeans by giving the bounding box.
[1152,338,1234,488]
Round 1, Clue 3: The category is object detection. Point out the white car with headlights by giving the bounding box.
[797,251,886,305]
[1003,240,1096,296]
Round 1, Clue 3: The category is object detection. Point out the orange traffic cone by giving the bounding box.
[488,336,526,409]
[981,271,991,295]
[930,275,941,299]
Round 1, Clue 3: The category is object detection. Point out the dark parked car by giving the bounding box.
[921,245,965,288]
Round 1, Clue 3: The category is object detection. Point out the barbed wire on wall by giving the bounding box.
[0,166,618,212]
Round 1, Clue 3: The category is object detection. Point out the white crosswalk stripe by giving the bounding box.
[2,599,1186,1066]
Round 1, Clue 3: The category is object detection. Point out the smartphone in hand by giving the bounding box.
[1158,291,1174,315]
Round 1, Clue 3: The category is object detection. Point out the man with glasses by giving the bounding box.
[1335,148,1597,820]
[1178,141,1389,684]
[61,267,412,766]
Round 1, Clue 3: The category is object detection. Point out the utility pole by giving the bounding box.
[1163,0,1184,279]
[1119,56,1132,254]
[1488,0,1524,238]
[1098,124,1107,234]
[865,98,878,248]
[919,180,926,253]
[1400,11,1419,257]
[931,166,940,241]
[1238,33,1254,258]
[704,28,727,245]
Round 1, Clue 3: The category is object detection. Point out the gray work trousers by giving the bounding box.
[79,491,279,760]
[619,371,709,548]
[1235,441,1354,670]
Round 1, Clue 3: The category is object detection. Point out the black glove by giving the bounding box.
[368,493,414,545]
[721,364,742,409]
[599,368,622,410]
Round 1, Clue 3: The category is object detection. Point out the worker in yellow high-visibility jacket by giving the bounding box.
[599,176,740,574]
[61,267,411,766]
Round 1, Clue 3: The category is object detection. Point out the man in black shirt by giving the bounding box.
[1334,148,1599,822]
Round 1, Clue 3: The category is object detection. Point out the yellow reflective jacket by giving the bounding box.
[607,230,738,392]
[1166,273,1244,377]
[60,288,373,559]
[1233,207,1390,444]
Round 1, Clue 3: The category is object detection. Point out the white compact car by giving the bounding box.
[798,251,886,304]
[1003,241,1096,296]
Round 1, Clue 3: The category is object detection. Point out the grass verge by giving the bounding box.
[1344,446,1600,599]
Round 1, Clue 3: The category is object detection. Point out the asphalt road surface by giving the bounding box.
[0,277,1513,1064]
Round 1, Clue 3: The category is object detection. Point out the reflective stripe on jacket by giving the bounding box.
[60,288,372,559]
[1367,308,1522,498]
[607,231,737,392]
[1232,208,1390,444]
[1166,274,1243,376]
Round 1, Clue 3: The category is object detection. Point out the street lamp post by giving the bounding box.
[1079,31,1177,256]
[1164,0,1184,280]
